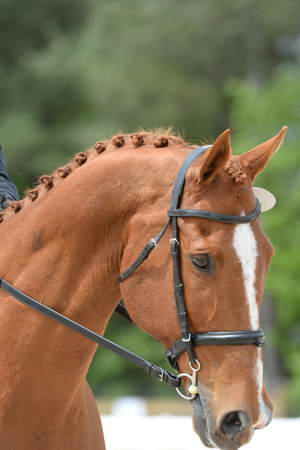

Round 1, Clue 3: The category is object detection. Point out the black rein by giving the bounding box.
[0,278,180,388]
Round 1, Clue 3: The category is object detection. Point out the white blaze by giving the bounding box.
[233,222,258,329]
[233,222,269,425]
[256,349,270,424]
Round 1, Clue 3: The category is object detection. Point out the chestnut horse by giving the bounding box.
[0,127,287,449]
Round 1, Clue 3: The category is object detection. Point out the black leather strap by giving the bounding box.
[119,221,170,282]
[170,236,196,363]
[168,147,211,365]
[115,301,133,323]
[166,329,265,369]
[170,146,210,208]
[0,278,180,388]
[168,199,261,224]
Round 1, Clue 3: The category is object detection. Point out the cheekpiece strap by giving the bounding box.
[170,146,211,209]
[169,146,210,365]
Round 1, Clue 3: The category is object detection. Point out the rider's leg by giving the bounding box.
[0,146,19,210]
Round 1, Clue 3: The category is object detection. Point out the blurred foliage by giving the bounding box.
[2,0,300,189]
[88,314,173,397]
[1,0,300,409]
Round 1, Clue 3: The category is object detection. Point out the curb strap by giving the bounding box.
[0,278,180,389]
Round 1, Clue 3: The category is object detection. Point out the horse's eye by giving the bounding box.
[191,254,211,272]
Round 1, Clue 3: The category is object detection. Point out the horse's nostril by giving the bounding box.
[221,411,250,436]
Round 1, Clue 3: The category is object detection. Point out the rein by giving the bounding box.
[0,146,265,399]
[0,278,180,388]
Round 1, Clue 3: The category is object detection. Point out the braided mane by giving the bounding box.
[0,129,186,223]
[224,157,248,185]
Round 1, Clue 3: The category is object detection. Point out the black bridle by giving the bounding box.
[118,145,264,398]
[0,146,265,398]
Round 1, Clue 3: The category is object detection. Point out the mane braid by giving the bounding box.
[0,129,187,223]
[224,158,248,185]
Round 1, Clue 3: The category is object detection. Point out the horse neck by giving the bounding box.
[0,151,156,396]
[0,148,182,384]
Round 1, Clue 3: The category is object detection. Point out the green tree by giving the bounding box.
[2,0,300,190]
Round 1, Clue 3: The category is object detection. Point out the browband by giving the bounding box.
[168,198,261,224]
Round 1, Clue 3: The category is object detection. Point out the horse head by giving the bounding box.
[120,127,287,449]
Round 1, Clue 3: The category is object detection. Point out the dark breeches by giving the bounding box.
[0,146,19,210]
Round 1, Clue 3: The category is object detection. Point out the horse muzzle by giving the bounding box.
[192,398,260,449]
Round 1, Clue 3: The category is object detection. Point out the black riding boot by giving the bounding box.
[0,146,19,210]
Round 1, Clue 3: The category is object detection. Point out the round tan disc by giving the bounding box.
[253,187,276,212]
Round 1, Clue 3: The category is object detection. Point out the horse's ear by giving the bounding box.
[237,127,288,182]
[192,129,232,184]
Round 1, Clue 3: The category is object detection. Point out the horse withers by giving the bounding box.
[0,127,287,449]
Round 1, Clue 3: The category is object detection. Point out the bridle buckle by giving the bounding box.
[182,333,191,343]
[159,368,166,382]
[150,238,157,248]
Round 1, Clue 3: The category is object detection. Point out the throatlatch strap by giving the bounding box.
[119,221,170,282]
[0,278,180,388]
